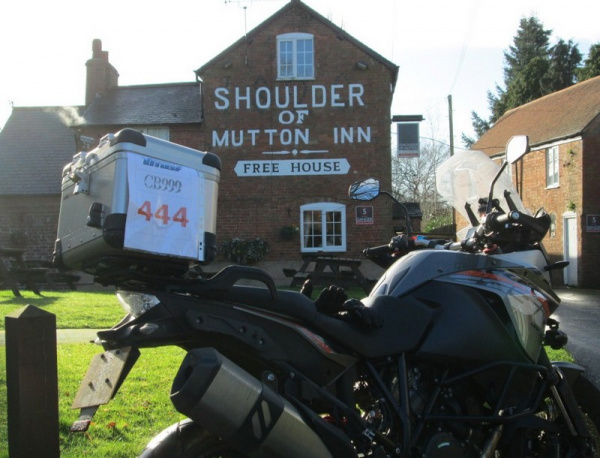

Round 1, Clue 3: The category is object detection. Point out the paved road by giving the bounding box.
[554,288,600,389]
[553,288,600,428]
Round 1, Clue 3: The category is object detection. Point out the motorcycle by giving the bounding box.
[70,135,598,457]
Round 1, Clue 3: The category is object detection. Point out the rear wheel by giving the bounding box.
[139,420,245,458]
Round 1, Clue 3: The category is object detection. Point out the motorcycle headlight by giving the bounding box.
[116,291,161,317]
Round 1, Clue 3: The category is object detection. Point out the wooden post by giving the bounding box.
[5,305,60,458]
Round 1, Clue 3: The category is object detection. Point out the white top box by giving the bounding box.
[55,129,221,278]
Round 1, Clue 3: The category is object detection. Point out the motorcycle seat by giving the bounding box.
[224,285,319,323]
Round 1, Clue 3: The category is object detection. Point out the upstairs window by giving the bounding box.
[301,202,346,252]
[135,126,170,141]
[546,146,559,188]
[277,33,314,80]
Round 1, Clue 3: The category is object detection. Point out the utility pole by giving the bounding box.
[448,94,454,156]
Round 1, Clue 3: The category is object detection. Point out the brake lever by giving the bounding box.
[504,190,518,212]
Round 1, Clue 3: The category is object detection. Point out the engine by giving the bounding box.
[356,362,490,457]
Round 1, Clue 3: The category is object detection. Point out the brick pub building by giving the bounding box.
[0,0,398,284]
[194,0,398,275]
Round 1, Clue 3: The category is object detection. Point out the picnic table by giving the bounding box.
[0,247,48,297]
[286,253,374,294]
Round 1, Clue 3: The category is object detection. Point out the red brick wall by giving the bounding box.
[518,140,583,286]
[197,4,395,260]
[77,124,204,150]
[0,195,60,262]
[581,118,600,287]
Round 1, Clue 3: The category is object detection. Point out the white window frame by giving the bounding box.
[277,33,314,80]
[135,126,170,141]
[546,146,559,188]
[300,202,346,252]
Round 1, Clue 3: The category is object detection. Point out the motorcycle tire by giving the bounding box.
[139,419,245,458]
[584,414,600,458]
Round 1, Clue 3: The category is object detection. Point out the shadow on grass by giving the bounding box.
[0,293,59,307]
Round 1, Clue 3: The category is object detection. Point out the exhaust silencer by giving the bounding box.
[170,348,335,458]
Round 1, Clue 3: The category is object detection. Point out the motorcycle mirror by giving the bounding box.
[485,135,530,214]
[349,178,413,237]
[506,135,530,164]
[348,178,380,201]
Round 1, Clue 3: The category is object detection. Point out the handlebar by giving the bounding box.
[486,210,549,235]
[486,211,515,230]
[446,242,463,251]
[363,244,393,257]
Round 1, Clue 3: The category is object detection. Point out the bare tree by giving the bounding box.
[391,135,452,230]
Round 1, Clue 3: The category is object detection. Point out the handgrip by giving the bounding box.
[363,244,392,257]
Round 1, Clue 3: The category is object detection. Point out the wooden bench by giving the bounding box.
[10,267,49,295]
[288,254,372,293]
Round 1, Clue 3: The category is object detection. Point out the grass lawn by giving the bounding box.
[0,287,574,456]
[0,288,123,330]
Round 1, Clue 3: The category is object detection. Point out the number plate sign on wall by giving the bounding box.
[356,206,374,225]
[586,214,600,233]
[125,153,203,260]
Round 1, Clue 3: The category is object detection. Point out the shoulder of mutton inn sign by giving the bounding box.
[212,83,371,177]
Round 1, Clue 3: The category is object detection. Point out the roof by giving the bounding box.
[81,82,202,126]
[473,75,600,156]
[196,0,399,88]
[0,106,79,195]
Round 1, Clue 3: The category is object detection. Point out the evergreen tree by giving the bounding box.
[577,43,600,81]
[548,39,582,91]
[503,17,551,83]
[490,17,552,123]
[465,16,583,146]
[506,56,550,107]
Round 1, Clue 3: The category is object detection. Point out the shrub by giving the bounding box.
[221,238,269,265]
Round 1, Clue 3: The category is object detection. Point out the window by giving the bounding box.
[277,33,314,80]
[546,146,559,187]
[135,126,170,140]
[301,202,346,252]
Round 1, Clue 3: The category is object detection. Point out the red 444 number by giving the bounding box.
[137,201,189,227]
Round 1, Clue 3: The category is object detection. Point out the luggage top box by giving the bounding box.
[54,129,221,281]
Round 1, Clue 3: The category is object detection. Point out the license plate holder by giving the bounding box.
[72,346,137,409]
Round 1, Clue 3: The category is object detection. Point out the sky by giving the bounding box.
[1,0,598,152]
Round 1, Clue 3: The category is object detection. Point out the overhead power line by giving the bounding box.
[449,0,481,94]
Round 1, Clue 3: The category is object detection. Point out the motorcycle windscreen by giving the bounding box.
[436,150,528,237]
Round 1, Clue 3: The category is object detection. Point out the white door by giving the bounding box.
[563,212,578,286]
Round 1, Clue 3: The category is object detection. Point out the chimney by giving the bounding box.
[85,39,119,106]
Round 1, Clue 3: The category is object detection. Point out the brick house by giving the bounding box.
[0,0,398,283]
[472,75,600,288]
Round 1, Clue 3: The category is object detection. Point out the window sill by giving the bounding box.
[301,247,346,253]
[276,77,315,82]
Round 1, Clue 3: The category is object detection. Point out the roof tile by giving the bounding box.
[0,107,79,195]
[82,83,202,126]
[473,75,600,155]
